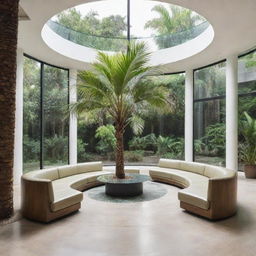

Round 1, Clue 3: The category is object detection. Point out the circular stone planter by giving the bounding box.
[97,173,151,197]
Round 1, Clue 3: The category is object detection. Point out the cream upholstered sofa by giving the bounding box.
[21,162,111,222]
[149,159,237,220]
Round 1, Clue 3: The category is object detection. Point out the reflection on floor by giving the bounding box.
[0,170,255,256]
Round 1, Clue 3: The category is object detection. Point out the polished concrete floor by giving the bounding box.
[1,169,256,256]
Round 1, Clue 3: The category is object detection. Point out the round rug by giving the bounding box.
[87,181,168,203]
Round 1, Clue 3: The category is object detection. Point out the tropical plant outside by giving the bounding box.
[144,4,204,49]
[239,112,256,165]
[56,8,127,51]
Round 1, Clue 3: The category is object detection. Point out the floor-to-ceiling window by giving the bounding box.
[23,55,69,173]
[43,64,69,168]
[77,73,185,165]
[23,57,41,172]
[238,50,256,170]
[193,62,226,166]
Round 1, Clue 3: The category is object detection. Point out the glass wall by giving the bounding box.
[238,50,256,170]
[77,73,185,165]
[193,62,226,166]
[53,0,207,52]
[43,64,69,168]
[23,56,69,173]
[23,57,41,172]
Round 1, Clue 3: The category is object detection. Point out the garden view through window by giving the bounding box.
[77,74,185,165]
[22,1,256,173]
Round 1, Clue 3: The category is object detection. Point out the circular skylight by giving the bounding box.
[48,0,209,52]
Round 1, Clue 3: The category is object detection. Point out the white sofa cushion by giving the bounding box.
[51,188,83,212]
[76,162,103,174]
[58,165,78,178]
[149,167,209,210]
[51,171,111,212]
[178,187,209,210]
[204,165,233,178]
[179,162,205,175]
[150,168,189,187]
[24,168,59,181]
[158,159,182,170]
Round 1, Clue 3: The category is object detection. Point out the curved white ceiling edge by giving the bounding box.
[19,0,256,72]
[41,24,214,67]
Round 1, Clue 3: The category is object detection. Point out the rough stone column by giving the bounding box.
[13,48,24,185]
[0,0,19,219]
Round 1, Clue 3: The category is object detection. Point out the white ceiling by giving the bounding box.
[18,0,256,72]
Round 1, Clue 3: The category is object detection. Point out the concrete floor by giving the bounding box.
[0,170,256,256]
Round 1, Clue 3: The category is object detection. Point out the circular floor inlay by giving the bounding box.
[87,181,168,203]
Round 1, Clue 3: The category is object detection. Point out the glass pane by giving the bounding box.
[77,73,185,165]
[238,50,256,170]
[130,0,207,51]
[194,99,226,166]
[43,65,69,168]
[53,0,128,52]
[23,57,41,173]
[194,62,226,100]
[238,51,256,94]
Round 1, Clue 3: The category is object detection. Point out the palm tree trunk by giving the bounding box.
[115,125,125,179]
[0,0,19,219]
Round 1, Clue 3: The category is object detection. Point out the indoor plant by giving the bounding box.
[240,111,256,178]
[71,42,168,179]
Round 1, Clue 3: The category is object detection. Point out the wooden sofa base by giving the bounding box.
[24,203,81,223]
[24,181,104,223]
[180,201,212,219]
[180,201,237,220]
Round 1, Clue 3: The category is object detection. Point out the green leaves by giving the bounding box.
[240,112,256,164]
[72,42,168,134]
[128,115,145,135]
[57,8,127,51]
[95,125,116,155]
[145,4,203,49]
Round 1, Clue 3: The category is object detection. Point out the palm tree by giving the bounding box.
[71,42,168,179]
[145,5,203,49]
[0,0,19,219]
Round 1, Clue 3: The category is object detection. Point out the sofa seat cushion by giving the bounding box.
[51,188,83,212]
[149,167,209,210]
[178,185,209,210]
[51,171,111,212]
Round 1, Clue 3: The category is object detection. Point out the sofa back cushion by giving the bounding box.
[180,162,205,175]
[34,168,59,181]
[58,165,78,178]
[158,159,182,170]
[204,165,235,178]
[76,162,103,174]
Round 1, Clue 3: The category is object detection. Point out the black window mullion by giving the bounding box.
[40,63,44,169]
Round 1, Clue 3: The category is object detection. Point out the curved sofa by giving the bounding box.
[21,162,111,222]
[149,159,237,220]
